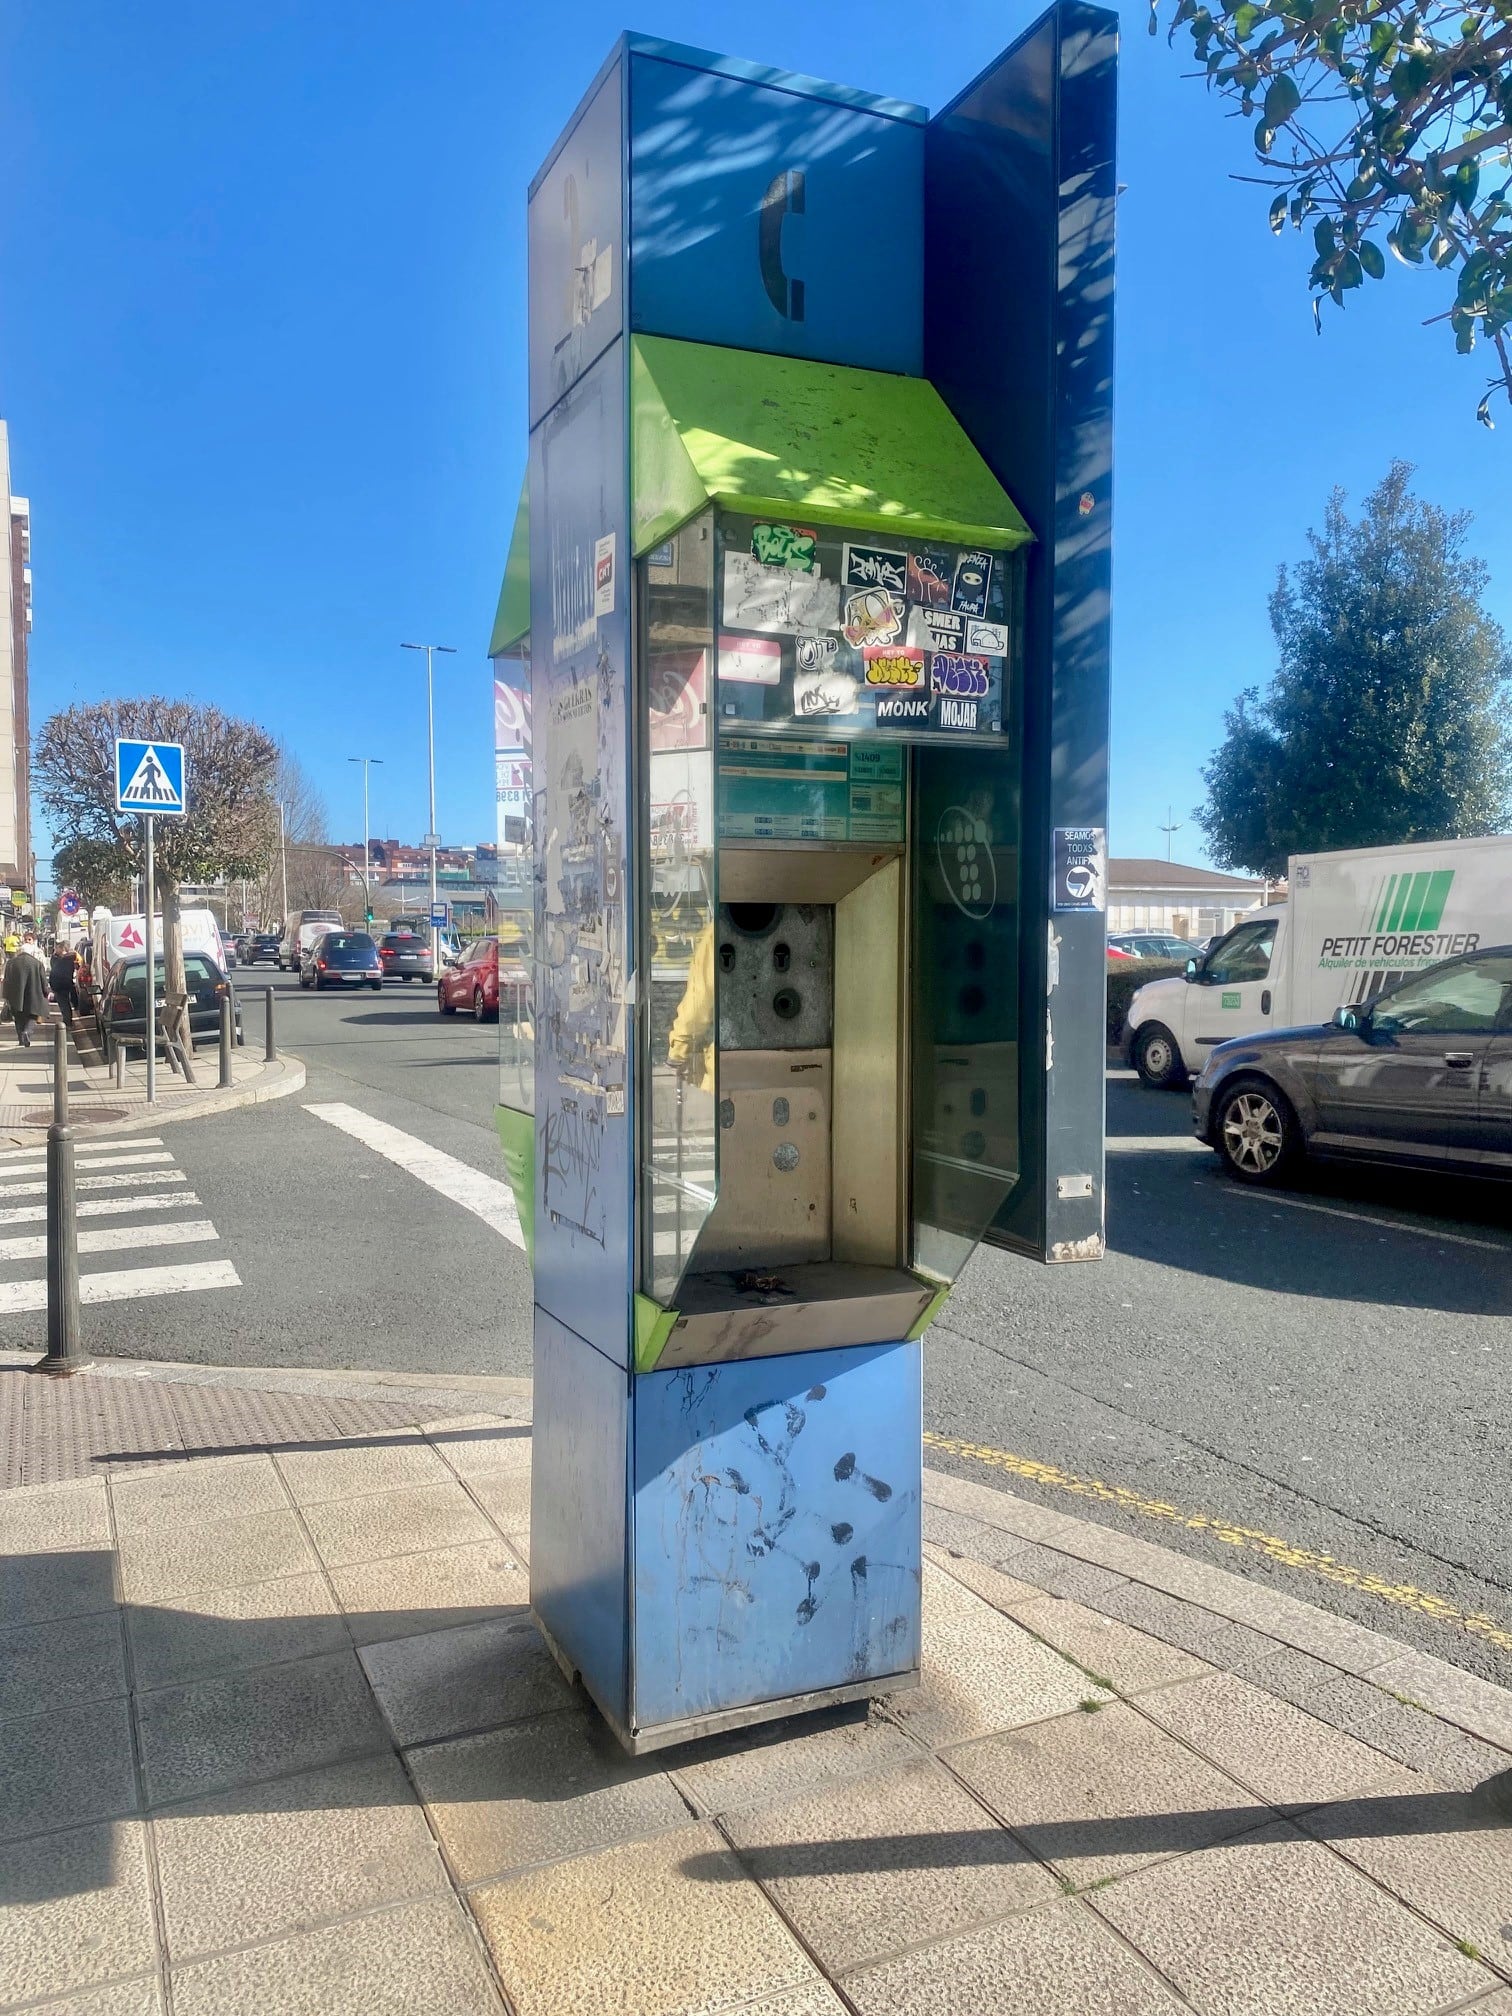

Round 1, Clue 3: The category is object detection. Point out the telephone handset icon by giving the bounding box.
[759,169,806,322]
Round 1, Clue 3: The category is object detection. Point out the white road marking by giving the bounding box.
[304,1101,524,1250]
[0,1169,190,1200]
[0,1258,241,1313]
[1228,1186,1512,1256]
[0,1218,218,1263]
[0,1148,176,1180]
[0,1136,165,1164]
[0,1191,201,1227]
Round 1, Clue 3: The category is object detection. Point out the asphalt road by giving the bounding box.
[2,971,1507,1681]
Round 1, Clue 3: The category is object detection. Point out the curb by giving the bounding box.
[0,1052,306,1146]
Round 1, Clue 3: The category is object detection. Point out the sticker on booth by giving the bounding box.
[863,646,925,688]
[718,634,783,684]
[931,654,990,699]
[723,551,840,633]
[842,588,905,649]
[794,667,861,719]
[907,608,965,653]
[750,523,819,573]
[1052,827,1108,912]
[875,691,932,728]
[966,618,1008,655]
[594,532,616,617]
[907,550,953,607]
[950,550,994,617]
[934,695,981,732]
[843,543,908,594]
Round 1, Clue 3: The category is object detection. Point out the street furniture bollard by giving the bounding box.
[218,993,234,1088]
[32,1021,89,1377]
[264,986,277,1062]
[114,1037,125,1089]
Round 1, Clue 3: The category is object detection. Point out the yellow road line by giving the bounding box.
[923,1430,1512,1655]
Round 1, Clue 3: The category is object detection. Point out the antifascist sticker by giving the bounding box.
[843,543,909,595]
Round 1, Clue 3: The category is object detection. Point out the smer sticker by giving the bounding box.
[843,589,904,649]
[844,543,908,594]
[950,550,993,617]
[875,692,932,728]
[907,608,965,653]
[966,619,1007,655]
[751,523,819,573]
[931,654,990,699]
[907,551,953,607]
[863,647,926,688]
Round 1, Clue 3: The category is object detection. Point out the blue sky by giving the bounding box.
[2,0,1507,886]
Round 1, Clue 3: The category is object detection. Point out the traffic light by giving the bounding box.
[365,909,374,925]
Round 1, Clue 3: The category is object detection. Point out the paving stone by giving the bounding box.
[470,1822,817,2016]
[0,1476,110,1553]
[1009,1595,1212,1697]
[0,1542,118,1626]
[0,1608,126,1722]
[408,1706,689,1884]
[1091,1818,1490,2016]
[724,1755,1059,1974]
[20,1981,162,2015]
[0,1696,137,1843]
[110,1454,286,1533]
[846,1894,1188,2014]
[116,1507,317,1604]
[155,1751,448,1961]
[921,1541,1045,1612]
[885,1562,1109,1749]
[0,1818,156,2005]
[921,1468,1082,1545]
[424,1416,530,1477]
[1138,1670,1407,1809]
[125,1570,349,1690]
[670,1703,920,1819]
[302,1480,494,1569]
[464,1467,532,1533]
[359,1611,571,1748]
[170,1895,503,2016]
[275,1433,452,1506]
[136,1648,390,1806]
[950,1700,1273,1886]
[720,1989,849,2016]
[992,1537,1130,1606]
[1369,1651,1512,1754]
[1095,1582,1285,1672]
[919,1507,1009,1562]
[330,1536,527,1646]
[1295,1774,1512,1965]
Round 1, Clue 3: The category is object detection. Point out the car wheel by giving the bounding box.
[1133,1023,1186,1089]
[439,985,456,1016]
[474,987,488,1023]
[1214,1077,1301,1185]
[369,980,381,991]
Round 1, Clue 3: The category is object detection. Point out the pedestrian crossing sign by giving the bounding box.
[115,739,187,816]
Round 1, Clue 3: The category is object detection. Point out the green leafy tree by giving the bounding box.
[1196,462,1512,876]
[34,699,279,1050]
[52,837,134,915]
[1155,0,1512,424]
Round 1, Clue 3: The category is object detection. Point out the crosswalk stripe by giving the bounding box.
[0,1191,201,1228]
[304,1101,524,1250]
[0,1137,164,1164]
[0,1169,189,1199]
[0,1258,241,1313]
[0,1218,218,1263]
[0,1149,175,1180]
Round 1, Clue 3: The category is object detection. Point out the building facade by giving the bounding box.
[0,421,32,909]
[1108,857,1275,940]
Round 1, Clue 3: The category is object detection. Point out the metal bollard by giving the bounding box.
[219,994,234,1088]
[31,1022,89,1377]
[263,986,277,1062]
[113,1038,125,1090]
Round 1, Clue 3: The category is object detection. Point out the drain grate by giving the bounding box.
[20,1106,128,1125]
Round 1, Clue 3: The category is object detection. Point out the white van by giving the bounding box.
[1125,834,1512,1086]
[278,910,344,971]
[91,907,227,976]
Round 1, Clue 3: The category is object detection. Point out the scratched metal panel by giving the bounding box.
[630,1341,920,1730]
[530,1307,631,1728]
[528,58,625,429]
[529,341,634,1358]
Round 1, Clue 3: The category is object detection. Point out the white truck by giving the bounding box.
[90,907,228,976]
[1125,834,1512,1087]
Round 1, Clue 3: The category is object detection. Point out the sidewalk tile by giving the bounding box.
[922,1468,1084,1544]
[921,1541,1046,1612]
[0,1818,155,2006]
[125,1571,349,1690]
[136,1648,390,1806]
[170,1896,502,2016]
[670,1705,919,1819]
[1094,1583,1284,1672]
[116,1507,317,1604]
[1138,1671,1409,1808]
[21,1981,162,2015]
[1368,1652,1512,1754]
[706,1989,847,2015]
[0,1476,110,1553]
[1295,1778,1512,1964]
[408,1706,688,1884]
[0,1696,138,1843]
[724,1755,1059,1974]
[302,1480,494,1569]
[359,1612,570,1748]
[471,1822,817,2016]
[1091,1819,1490,2016]
[330,1537,527,1647]
[920,1507,1010,1561]
[1007,1595,1212,1697]
[425,1417,530,1477]
[110,1455,286,1533]
[154,1751,448,1961]
[0,1609,126,1722]
[0,1542,117,1626]
[992,1537,1130,1606]
[846,1894,1187,2015]
[885,1563,1109,1750]
[275,1433,451,1506]
[950,1700,1272,1886]
[465,1467,532,1534]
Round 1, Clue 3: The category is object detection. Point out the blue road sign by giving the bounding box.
[429,903,449,929]
[116,739,186,817]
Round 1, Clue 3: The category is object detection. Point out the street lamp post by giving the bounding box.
[400,642,456,969]
[278,801,289,922]
[347,756,384,927]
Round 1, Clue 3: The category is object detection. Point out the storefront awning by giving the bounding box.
[631,334,1032,558]
[488,477,530,657]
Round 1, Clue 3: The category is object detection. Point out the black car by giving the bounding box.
[244,933,281,966]
[1193,946,1512,1185]
[378,931,433,982]
[98,952,243,1056]
[300,930,383,991]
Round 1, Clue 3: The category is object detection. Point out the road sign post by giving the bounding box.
[115,739,187,1110]
[144,816,156,1104]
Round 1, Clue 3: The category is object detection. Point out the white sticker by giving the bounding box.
[594,532,615,617]
[966,619,1008,654]
[722,551,839,634]
[719,635,782,684]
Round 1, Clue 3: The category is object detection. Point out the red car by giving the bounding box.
[437,937,498,1021]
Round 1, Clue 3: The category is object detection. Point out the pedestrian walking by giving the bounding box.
[2,931,47,1047]
[49,941,80,1028]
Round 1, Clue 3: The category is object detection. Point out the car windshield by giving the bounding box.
[381,935,425,951]
[325,934,375,953]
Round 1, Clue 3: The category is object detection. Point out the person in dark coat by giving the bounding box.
[2,934,48,1047]
[49,942,80,1027]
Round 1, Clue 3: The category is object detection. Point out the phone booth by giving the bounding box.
[489,11,1116,1752]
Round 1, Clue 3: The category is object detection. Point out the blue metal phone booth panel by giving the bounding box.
[517,17,1115,1754]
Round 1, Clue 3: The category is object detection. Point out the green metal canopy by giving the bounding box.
[631,334,1032,558]
[488,477,530,657]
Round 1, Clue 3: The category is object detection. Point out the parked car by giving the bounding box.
[378,931,433,982]
[97,952,242,1057]
[1193,945,1512,1186]
[299,930,383,991]
[1108,933,1201,962]
[244,932,281,966]
[220,934,239,971]
[437,937,498,1021]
